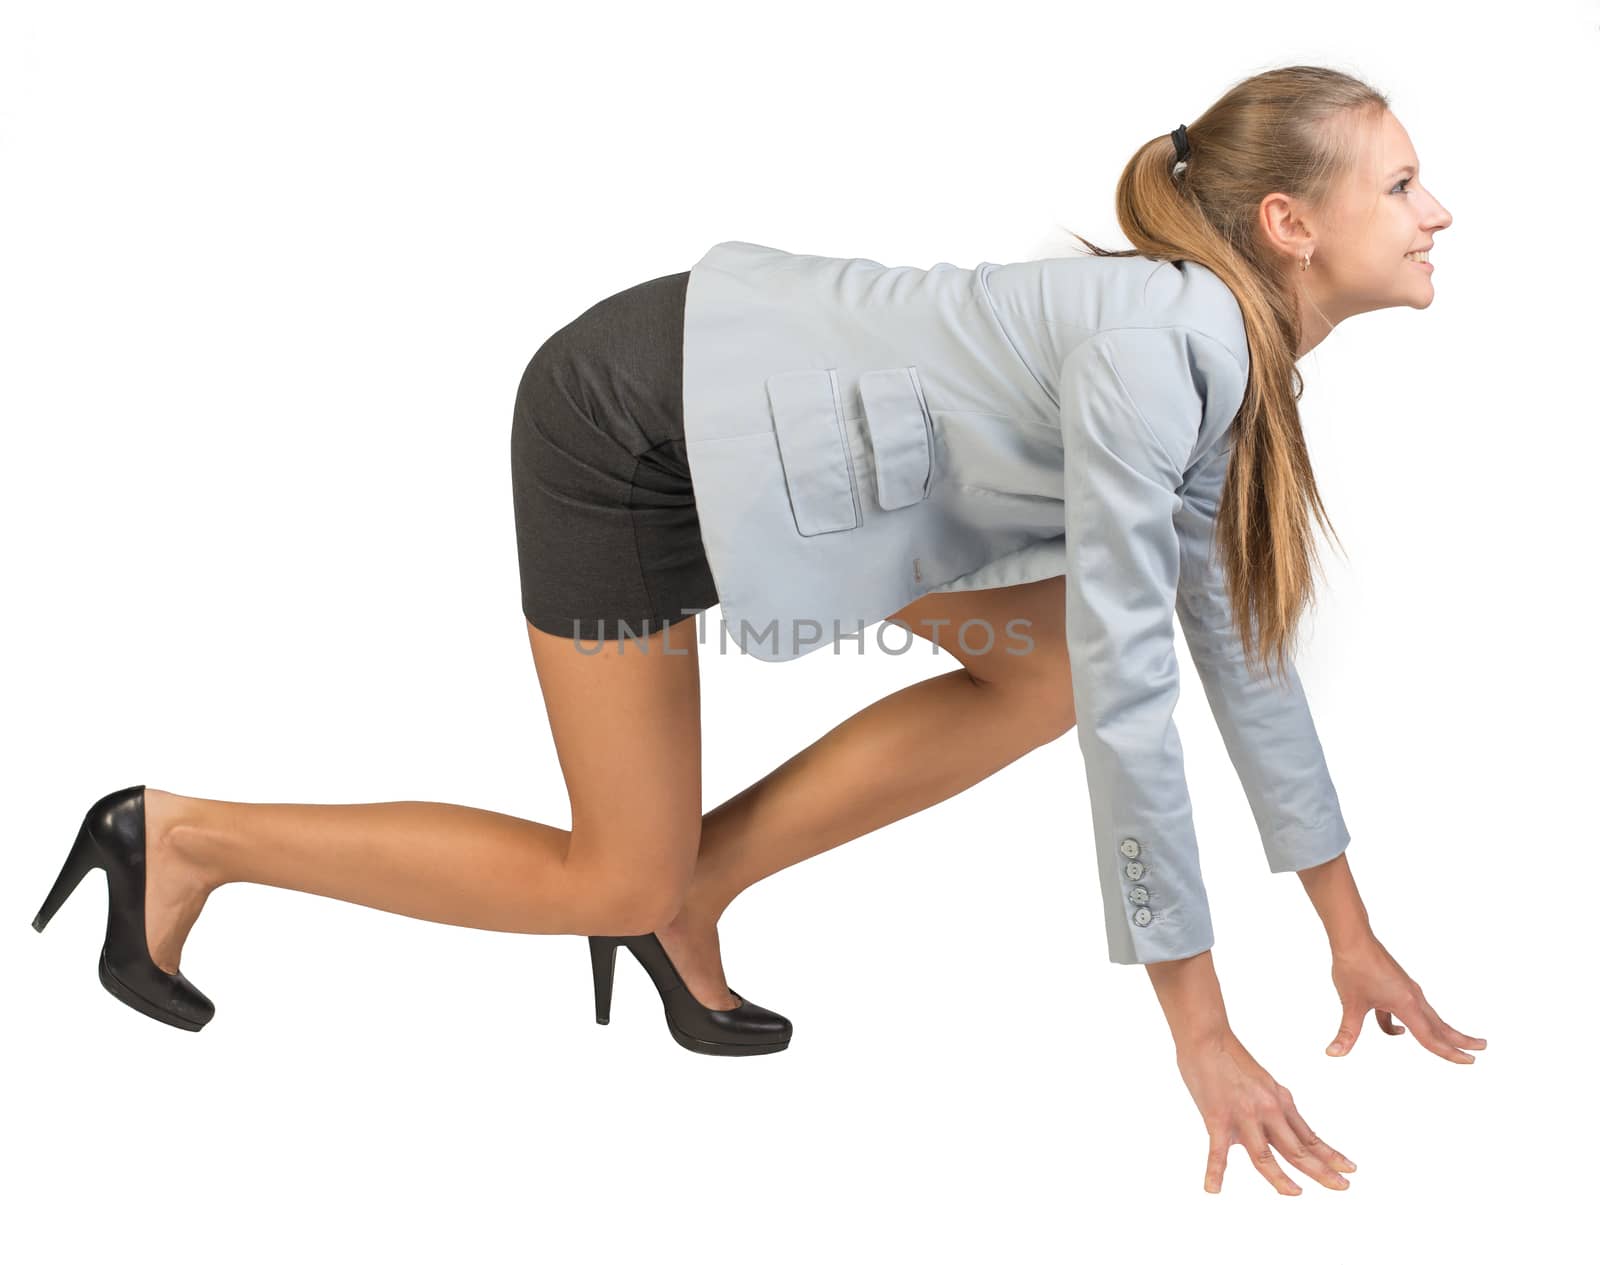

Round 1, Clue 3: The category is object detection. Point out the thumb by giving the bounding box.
[1326,1011,1364,1057]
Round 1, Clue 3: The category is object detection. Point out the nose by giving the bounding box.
[1424,187,1452,232]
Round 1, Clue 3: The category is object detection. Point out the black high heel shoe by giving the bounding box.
[32,785,215,1031]
[588,933,791,1056]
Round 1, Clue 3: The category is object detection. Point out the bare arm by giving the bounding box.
[1297,851,1374,954]
[1144,851,1375,1052]
[1146,951,1230,1052]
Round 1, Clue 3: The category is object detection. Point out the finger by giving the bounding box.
[1396,1001,1476,1064]
[1420,999,1488,1050]
[1264,1110,1349,1191]
[1204,1134,1229,1194]
[1326,1009,1365,1056]
[1279,1095,1358,1175]
[1239,1117,1301,1196]
[1421,1013,1479,1062]
[1376,1008,1406,1036]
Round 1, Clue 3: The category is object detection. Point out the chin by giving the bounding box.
[1386,278,1435,311]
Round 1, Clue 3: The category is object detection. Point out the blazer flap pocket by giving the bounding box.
[860,366,933,510]
[766,368,860,536]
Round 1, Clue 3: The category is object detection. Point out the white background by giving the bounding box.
[4,1,1596,1258]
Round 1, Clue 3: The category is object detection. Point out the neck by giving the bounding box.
[1294,269,1340,359]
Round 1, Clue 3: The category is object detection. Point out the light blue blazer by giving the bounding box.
[680,240,1350,965]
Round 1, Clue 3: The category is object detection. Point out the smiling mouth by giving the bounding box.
[1404,250,1431,265]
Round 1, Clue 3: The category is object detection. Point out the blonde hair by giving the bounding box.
[1069,65,1387,680]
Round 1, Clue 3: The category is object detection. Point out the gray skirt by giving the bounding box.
[509,271,720,641]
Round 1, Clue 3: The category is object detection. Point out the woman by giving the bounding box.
[33,65,1483,1194]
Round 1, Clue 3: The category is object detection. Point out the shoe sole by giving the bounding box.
[98,947,208,1031]
[665,1017,789,1057]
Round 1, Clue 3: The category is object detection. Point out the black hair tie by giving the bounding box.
[1171,123,1190,163]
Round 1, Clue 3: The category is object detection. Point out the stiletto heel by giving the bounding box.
[32,825,97,933]
[585,932,791,1056]
[589,936,618,1024]
[32,785,216,1031]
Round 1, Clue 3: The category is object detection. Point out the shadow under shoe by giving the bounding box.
[33,784,216,1031]
[588,932,791,1056]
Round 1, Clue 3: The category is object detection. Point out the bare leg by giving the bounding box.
[141,618,708,982]
[656,577,1075,1006]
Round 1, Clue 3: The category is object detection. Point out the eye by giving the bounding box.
[1392,177,1413,195]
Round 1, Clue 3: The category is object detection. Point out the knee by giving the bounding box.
[988,672,1076,746]
[568,852,694,936]
[587,885,689,936]
[1040,677,1078,740]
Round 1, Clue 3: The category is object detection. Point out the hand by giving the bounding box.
[1324,935,1487,1063]
[1174,1029,1357,1195]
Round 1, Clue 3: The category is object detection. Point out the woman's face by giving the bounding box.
[1305,110,1453,321]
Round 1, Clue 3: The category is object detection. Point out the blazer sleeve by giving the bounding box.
[1174,437,1351,876]
[1059,325,1227,965]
